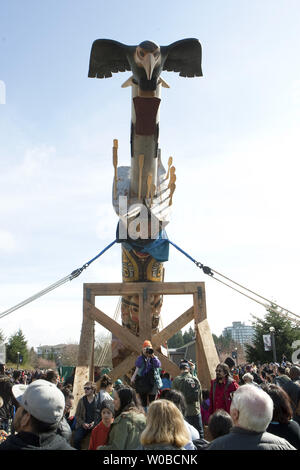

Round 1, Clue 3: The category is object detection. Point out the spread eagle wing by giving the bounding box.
[161,38,203,77]
[88,39,133,78]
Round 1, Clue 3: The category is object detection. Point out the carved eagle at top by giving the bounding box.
[88,38,202,91]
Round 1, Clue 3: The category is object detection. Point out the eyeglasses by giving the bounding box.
[84,387,92,390]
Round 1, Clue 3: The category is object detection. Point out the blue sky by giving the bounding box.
[0,1,300,349]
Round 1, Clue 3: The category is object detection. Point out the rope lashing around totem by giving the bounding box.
[168,240,300,325]
[0,239,117,321]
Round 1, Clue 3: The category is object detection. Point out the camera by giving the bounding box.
[146,347,154,355]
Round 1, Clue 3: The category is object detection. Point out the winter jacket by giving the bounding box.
[135,354,162,395]
[0,431,75,450]
[267,419,300,450]
[56,416,73,443]
[97,410,146,450]
[89,420,111,450]
[207,426,296,450]
[75,395,97,430]
[275,375,300,414]
[208,377,239,416]
[135,354,161,377]
[172,372,202,417]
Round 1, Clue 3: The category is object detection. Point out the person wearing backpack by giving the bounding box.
[172,361,204,438]
[208,363,239,418]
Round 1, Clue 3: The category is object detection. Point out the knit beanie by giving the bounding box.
[100,399,115,417]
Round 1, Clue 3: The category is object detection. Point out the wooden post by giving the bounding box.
[74,281,219,410]
[139,287,152,339]
[72,287,95,413]
[194,285,219,389]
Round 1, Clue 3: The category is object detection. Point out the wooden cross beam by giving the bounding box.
[76,282,218,395]
[88,303,195,379]
[86,301,193,379]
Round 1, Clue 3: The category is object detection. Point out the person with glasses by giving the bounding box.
[73,381,97,449]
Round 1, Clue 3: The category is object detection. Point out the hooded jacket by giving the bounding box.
[97,410,146,450]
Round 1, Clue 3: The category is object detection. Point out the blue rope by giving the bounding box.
[168,240,213,276]
[70,239,117,279]
[168,240,198,264]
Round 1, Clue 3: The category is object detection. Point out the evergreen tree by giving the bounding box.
[245,307,300,363]
[183,326,194,345]
[6,329,28,365]
[28,347,38,368]
[167,331,184,348]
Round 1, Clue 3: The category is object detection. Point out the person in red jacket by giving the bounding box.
[88,400,114,450]
[208,363,239,417]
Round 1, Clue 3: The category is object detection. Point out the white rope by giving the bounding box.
[0,274,72,320]
[211,268,300,321]
[210,274,300,326]
[169,240,300,324]
[96,297,121,366]
[0,240,117,322]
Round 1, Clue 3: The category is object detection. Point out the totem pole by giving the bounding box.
[88,38,202,367]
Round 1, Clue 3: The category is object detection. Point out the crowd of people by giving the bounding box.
[0,343,300,451]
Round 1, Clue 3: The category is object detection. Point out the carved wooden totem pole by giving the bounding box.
[88,38,203,368]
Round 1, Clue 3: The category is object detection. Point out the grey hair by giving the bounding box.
[242,373,254,382]
[230,384,273,433]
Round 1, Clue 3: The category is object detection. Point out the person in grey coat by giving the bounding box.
[208,384,296,450]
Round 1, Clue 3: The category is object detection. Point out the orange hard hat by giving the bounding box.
[143,340,152,349]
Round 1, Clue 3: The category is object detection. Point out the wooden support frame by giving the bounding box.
[73,282,219,409]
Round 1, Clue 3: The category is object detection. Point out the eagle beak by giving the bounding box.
[143,53,156,80]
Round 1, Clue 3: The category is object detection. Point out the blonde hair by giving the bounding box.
[140,400,190,448]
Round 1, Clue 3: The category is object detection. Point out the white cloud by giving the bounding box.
[20,145,56,176]
[0,230,17,254]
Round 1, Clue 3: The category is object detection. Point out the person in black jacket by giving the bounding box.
[0,376,19,433]
[0,379,75,450]
[262,383,300,449]
[275,366,300,417]
[207,384,296,450]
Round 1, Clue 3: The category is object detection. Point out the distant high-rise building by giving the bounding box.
[222,321,254,346]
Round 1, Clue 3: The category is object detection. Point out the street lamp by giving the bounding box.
[17,351,20,370]
[235,347,238,367]
[269,327,277,363]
